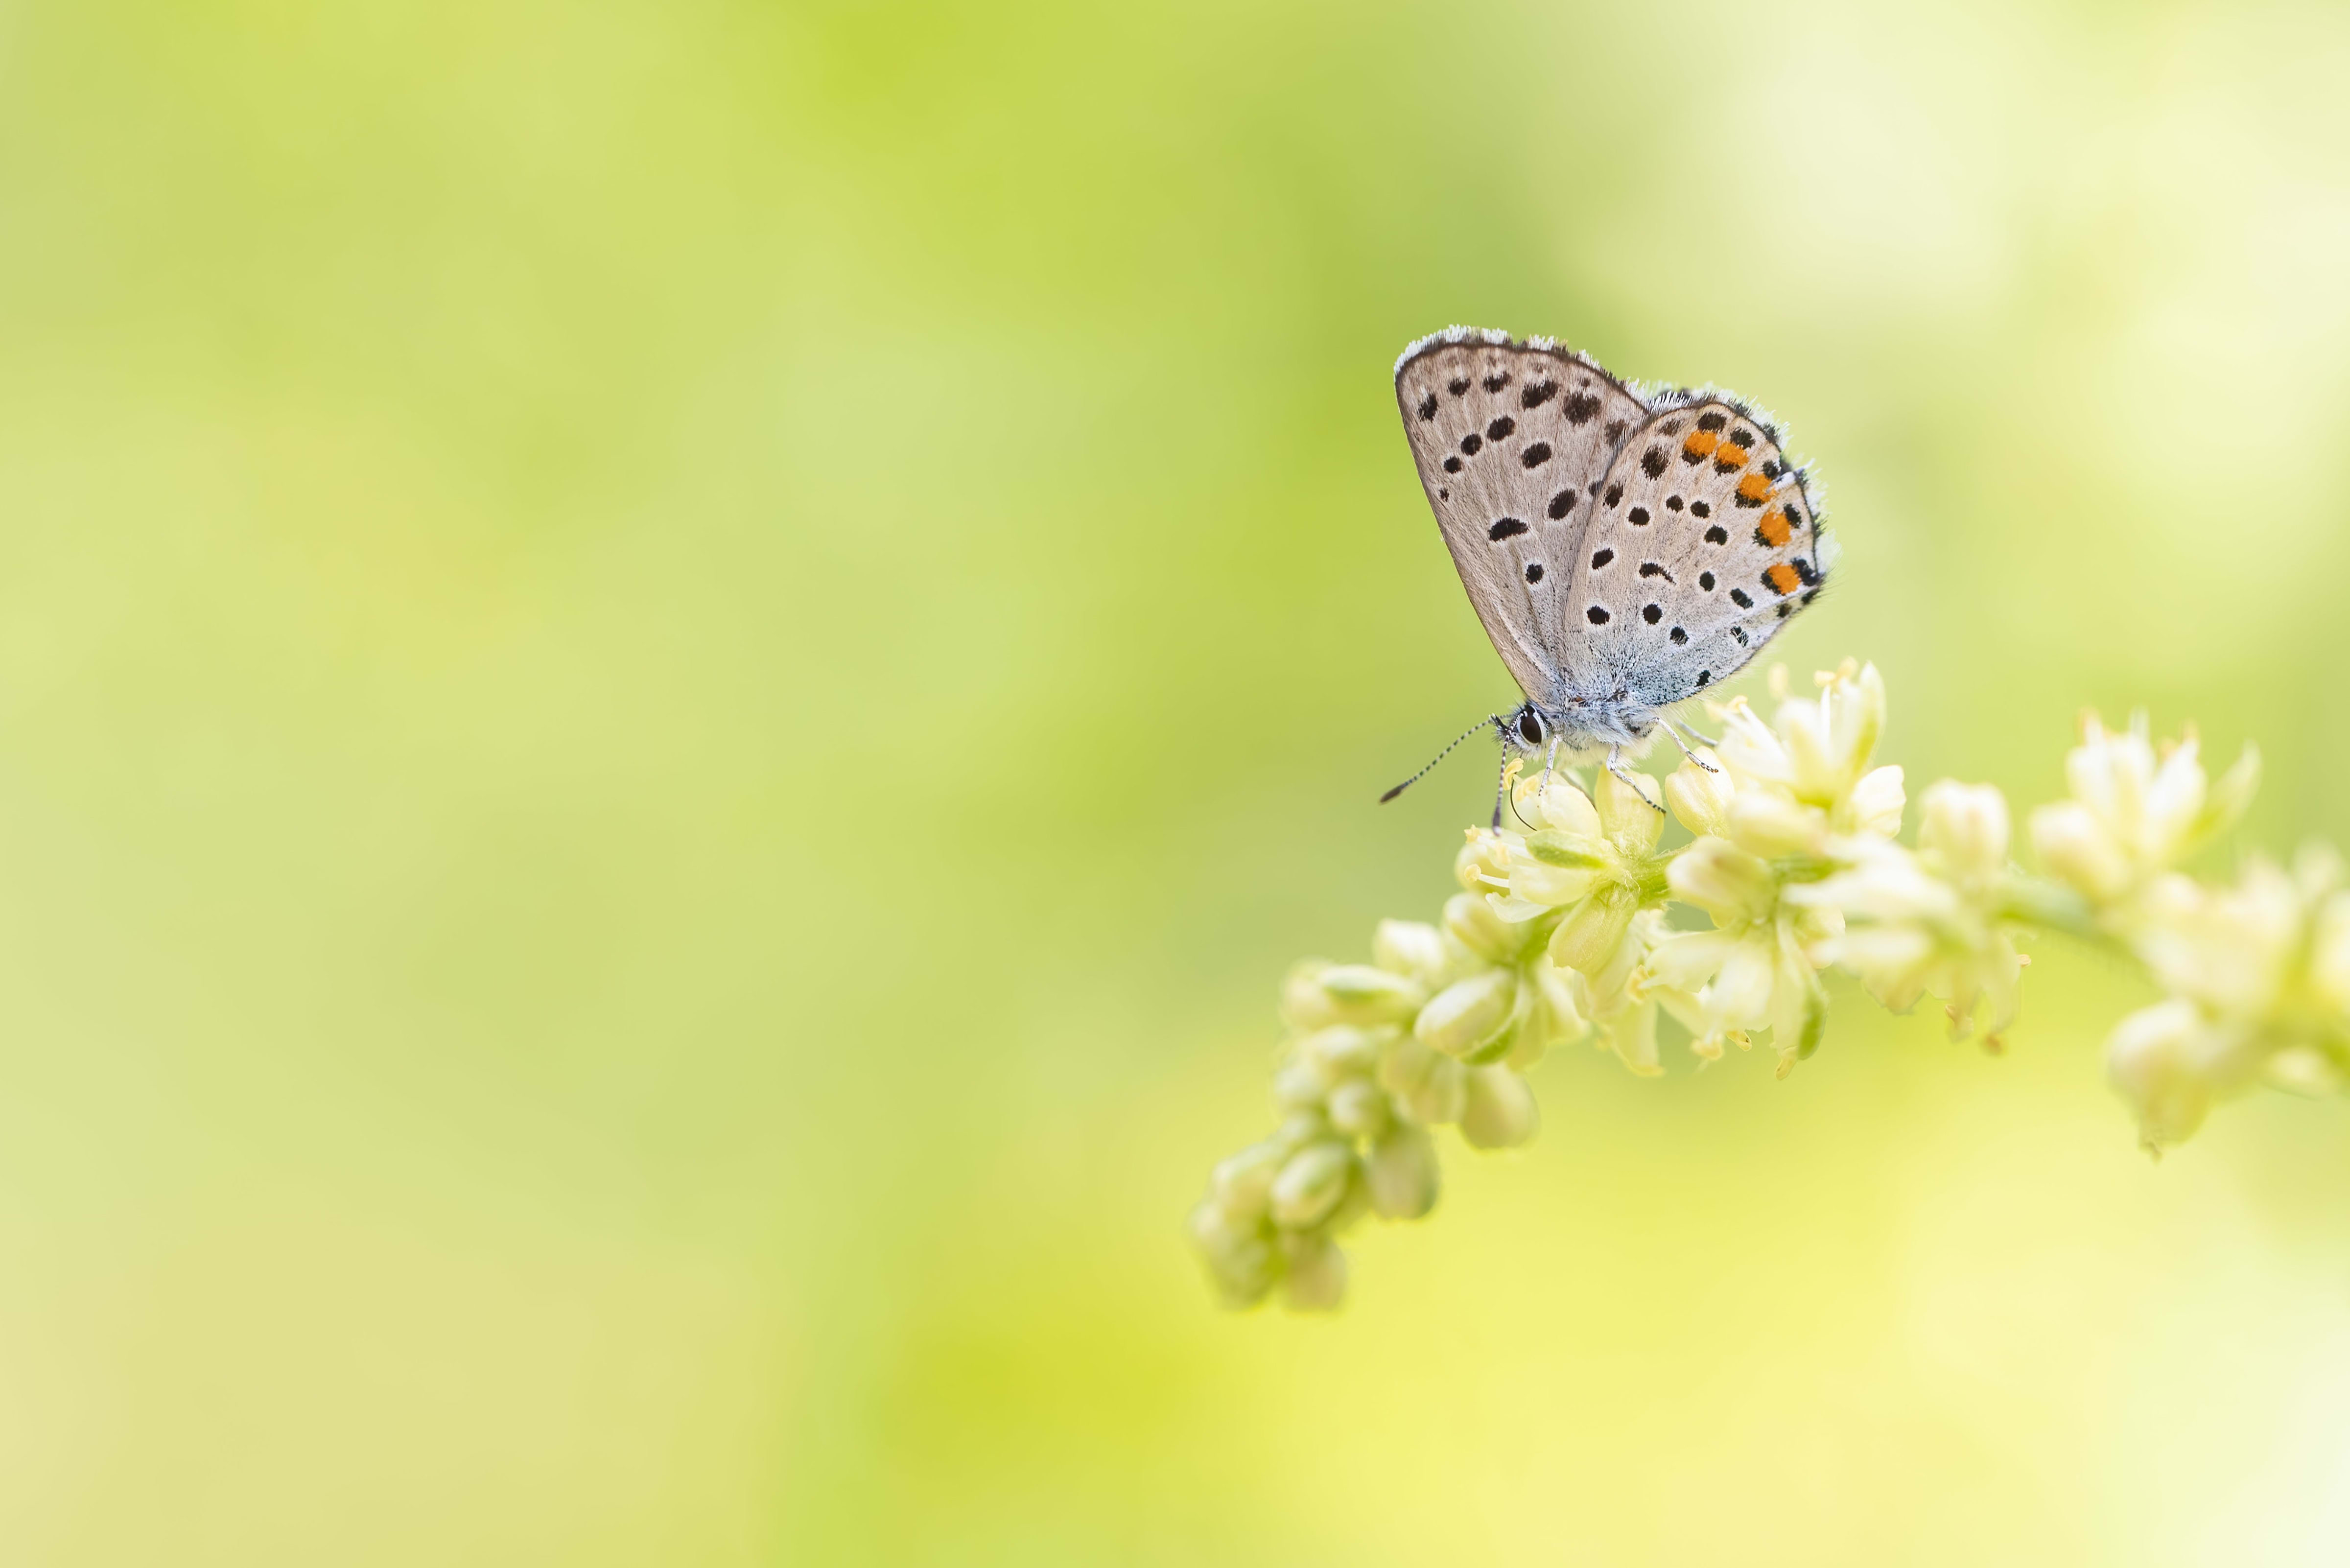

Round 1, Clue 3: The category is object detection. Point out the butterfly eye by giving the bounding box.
[1518,711,1546,746]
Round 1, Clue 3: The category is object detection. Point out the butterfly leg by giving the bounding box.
[1605,746,1668,814]
[1659,719,1722,773]
[1667,713,1721,749]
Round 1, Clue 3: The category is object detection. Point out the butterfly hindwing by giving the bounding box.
[1559,396,1829,707]
[1394,332,1648,701]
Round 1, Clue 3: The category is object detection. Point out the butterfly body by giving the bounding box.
[1394,327,1833,771]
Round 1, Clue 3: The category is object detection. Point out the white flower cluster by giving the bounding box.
[2021,715,2308,1150]
[1187,851,1579,1310]
[1194,663,2305,1310]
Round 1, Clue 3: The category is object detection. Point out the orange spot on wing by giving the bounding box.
[1764,562,1801,596]
[1737,472,1773,503]
[1682,430,1717,459]
[1756,510,1792,547]
[1716,443,1750,468]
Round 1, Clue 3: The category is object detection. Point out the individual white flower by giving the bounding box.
[2105,998,2228,1151]
[1363,1123,1440,1218]
[2028,712,2259,910]
[1279,1233,1348,1311]
[1188,1199,1277,1308]
[1280,959,1424,1030]
[1583,908,1681,1077]
[1644,828,1836,1074]
[1709,660,1906,846]
[1476,763,1665,931]
[1794,781,2027,1046]
[2103,850,2350,1149]
[1459,1064,1541,1149]
[1378,1031,1469,1125]
[1510,768,1668,993]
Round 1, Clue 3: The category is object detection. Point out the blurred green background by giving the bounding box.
[3,0,2349,1562]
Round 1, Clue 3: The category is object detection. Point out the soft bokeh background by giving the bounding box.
[2,0,2349,1562]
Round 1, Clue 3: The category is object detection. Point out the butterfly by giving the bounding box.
[1385,327,1833,814]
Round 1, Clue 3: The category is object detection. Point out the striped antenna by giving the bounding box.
[1380,714,1503,803]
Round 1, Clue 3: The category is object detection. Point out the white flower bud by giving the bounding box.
[1280,1234,1348,1311]
[1279,961,1339,1030]
[1269,1142,1355,1229]
[1365,1123,1440,1218]
[1920,780,2010,883]
[1189,1202,1276,1307]
[1415,968,1521,1059]
[1642,927,1740,993]
[2106,999,2214,1150]
[1459,1065,1540,1149]
[1270,1058,1329,1113]
[2142,737,2208,851]
[1372,919,1448,985]
[2310,892,2350,1014]
[1821,923,1936,1013]
[2030,800,2132,902]
[1668,836,1778,925]
[1209,1142,1285,1225]
[1325,1077,1390,1138]
[1594,765,1666,855]
[1665,754,1737,838]
[1550,883,1639,975]
[1378,1033,1468,1124]
[1445,891,1529,964]
[1726,789,1826,859]
[1271,1109,1332,1154]
[1312,963,1424,1025]
[1526,957,1587,1052]
[1297,1024,1388,1078]
[1523,775,1598,842]
[1845,764,1906,839]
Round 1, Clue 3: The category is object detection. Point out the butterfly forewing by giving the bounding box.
[1561,397,1829,707]
[1394,334,1647,701]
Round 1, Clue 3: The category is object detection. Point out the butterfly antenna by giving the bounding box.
[1381,714,1504,803]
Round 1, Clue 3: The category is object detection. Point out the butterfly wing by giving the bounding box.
[1558,395,1830,707]
[1394,330,1648,701]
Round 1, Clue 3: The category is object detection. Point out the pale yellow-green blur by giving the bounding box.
[3,1,2349,1563]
